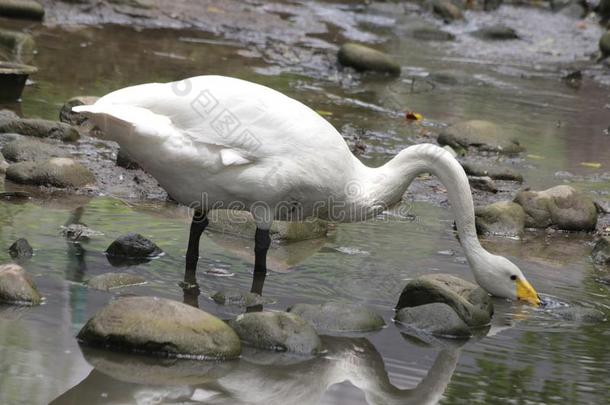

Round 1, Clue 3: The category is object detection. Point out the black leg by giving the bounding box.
[254,228,271,274]
[182,210,208,307]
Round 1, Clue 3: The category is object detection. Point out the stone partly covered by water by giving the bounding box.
[59,96,99,126]
[77,296,241,359]
[87,272,147,291]
[468,176,498,193]
[475,201,525,237]
[8,237,33,259]
[60,223,103,241]
[212,289,273,307]
[6,157,95,188]
[592,236,610,267]
[1,136,68,162]
[473,25,520,40]
[430,0,463,22]
[0,263,41,305]
[337,43,401,76]
[396,274,494,329]
[437,120,525,154]
[287,302,386,333]
[228,311,323,355]
[461,161,523,182]
[0,118,79,142]
[395,302,471,338]
[0,0,44,20]
[513,185,598,231]
[105,233,163,263]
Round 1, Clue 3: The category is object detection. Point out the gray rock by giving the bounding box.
[558,3,586,19]
[228,311,322,355]
[513,185,597,231]
[212,290,273,307]
[8,238,32,258]
[116,148,140,170]
[287,302,386,333]
[461,161,523,182]
[6,157,95,188]
[105,233,163,263]
[475,201,525,237]
[59,96,99,126]
[396,274,493,327]
[395,302,471,337]
[410,26,455,41]
[208,209,328,242]
[600,31,610,58]
[338,43,401,75]
[0,118,79,142]
[60,224,103,241]
[87,273,147,291]
[468,176,498,193]
[551,307,606,323]
[1,137,68,162]
[0,0,44,20]
[0,263,41,305]
[77,296,241,359]
[473,25,519,40]
[0,109,18,120]
[592,237,610,266]
[431,0,464,22]
[438,120,525,154]
[0,28,35,63]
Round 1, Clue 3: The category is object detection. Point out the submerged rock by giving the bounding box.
[592,237,610,266]
[60,224,103,241]
[6,158,95,188]
[87,273,147,291]
[8,238,33,258]
[473,25,519,40]
[337,43,401,75]
[105,233,163,266]
[0,0,44,20]
[0,118,79,142]
[228,311,322,355]
[1,137,68,162]
[78,296,241,359]
[461,161,523,182]
[437,120,525,154]
[428,69,482,86]
[475,201,525,237]
[59,96,99,126]
[287,302,385,333]
[410,26,455,41]
[396,274,493,327]
[395,302,471,338]
[513,185,597,231]
[0,263,41,305]
[212,289,273,307]
[431,0,463,22]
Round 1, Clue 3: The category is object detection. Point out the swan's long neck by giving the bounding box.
[358,143,486,263]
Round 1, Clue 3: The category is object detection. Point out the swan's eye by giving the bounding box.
[510,275,517,281]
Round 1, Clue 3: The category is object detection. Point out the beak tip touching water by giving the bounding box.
[516,278,541,306]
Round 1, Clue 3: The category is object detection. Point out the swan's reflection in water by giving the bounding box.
[51,337,460,405]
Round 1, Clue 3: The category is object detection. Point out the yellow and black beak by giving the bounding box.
[516,278,541,306]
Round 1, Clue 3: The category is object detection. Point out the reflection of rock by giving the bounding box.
[396,303,471,338]
[592,236,610,267]
[288,302,385,333]
[228,311,322,355]
[212,289,273,307]
[475,201,525,237]
[0,263,41,305]
[513,185,597,231]
[337,43,401,75]
[87,272,147,291]
[438,120,524,154]
[77,296,241,359]
[6,158,95,188]
[0,118,79,142]
[8,237,33,258]
[105,233,163,266]
[396,274,493,327]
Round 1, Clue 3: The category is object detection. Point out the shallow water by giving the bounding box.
[1,3,610,405]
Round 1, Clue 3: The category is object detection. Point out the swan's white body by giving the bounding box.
[74,75,539,304]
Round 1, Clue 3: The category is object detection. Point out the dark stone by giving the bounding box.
[87,273,147,291]
[105,233,163,266]
[8,238,32,258]
[77,296,241,359]
[0,263,41,305]
[431,0,464,22]
[473,25,519,40]
[0,0,44,21]
[338,43,401,75]
[0,118,79,142]
[59,96,99,126]
[461,161,523,182]
[116,148,140,170]
[395,302,471,337]
[228,311,322,355]
[6,158,95,188]
[410,26,455,41]
[287,302,386,333]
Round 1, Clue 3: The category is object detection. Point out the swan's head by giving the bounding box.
[471,253,540,306]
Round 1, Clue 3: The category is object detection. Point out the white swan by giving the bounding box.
[73,75,540,305]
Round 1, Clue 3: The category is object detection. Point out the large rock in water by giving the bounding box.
[337,43,401,75]
[0,263,41,305]
[208,209,328,242]
[437,120,525,154]
[8,238,33,258]
[1,137,68,162]
[396,274,493,327]
[513,185,597,231]
[287,302,386,333]
[105,233,163,266]
[6,158,95,188]
[0,118,79,142]
[0,0,44,20]
[592,237,610,267]
[228,311,322,355]
[395,303,471,337]
[77,296,241,359]
[475,201,525,237]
